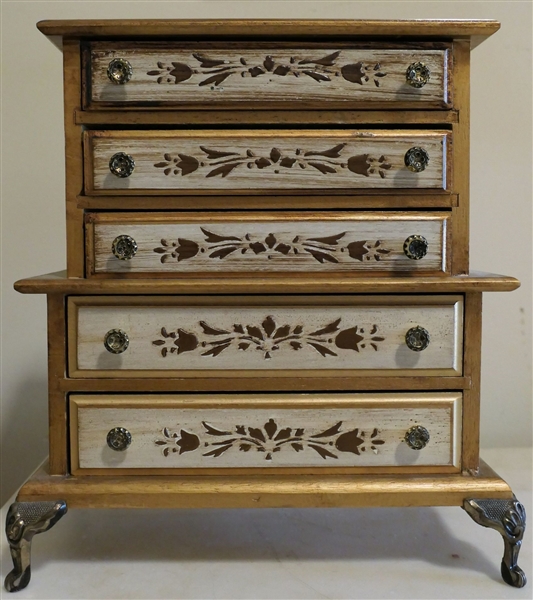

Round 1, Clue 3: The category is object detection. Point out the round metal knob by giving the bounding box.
[104,329,129,354]
[405,425,430,450]
[112,235,138,260]
[107,58,133,84]
[405,326,430,352]
[404,147,430,173]
[406,62,430,88]
[403,235,428,260]
[109,152,135,178]
[106,427,132,451]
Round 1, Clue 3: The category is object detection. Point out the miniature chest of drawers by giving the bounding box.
[5,19,527,593]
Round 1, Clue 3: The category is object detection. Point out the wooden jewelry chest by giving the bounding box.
[5,19,527,592]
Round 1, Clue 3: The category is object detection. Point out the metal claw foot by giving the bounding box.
[4,500,67,592]
[464,496,527,588]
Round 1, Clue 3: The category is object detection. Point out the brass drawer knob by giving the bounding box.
[404,147,430,172]
[107,58,133,84]
[106,427,132,451]
[403,235,428,260]
[112,235,138,260]
[104,329,129,354]
[109,152,135,178]
[405,425,430,450]
[405,326,430,352]
[406,62,430,88]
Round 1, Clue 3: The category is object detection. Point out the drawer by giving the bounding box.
[70,392,462,474]
[86,212,450,276]
[85,130,450,194]
[85,42,451,110]
[68,296,463,378]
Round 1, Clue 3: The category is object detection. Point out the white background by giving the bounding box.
[1,1,531,506]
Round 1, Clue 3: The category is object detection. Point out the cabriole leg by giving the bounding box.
[464,496,527,588]
[4,500,67,593]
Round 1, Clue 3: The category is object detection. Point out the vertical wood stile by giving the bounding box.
[63,40,85,278]
[47,294,68,474]
[462,292,482,473]
[451,40,471,274]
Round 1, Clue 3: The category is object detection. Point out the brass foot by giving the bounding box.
[464,496,527,588]
[4,500,67,593]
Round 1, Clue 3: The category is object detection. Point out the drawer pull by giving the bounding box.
[106,427,132,451]
[403,235,429,260]
[404,147,430,172]
[107,58,133,85]
[109,152,135,178]
[405,425,430,450]
[112,235,138,261]
[405,326,430,352]
[406,62,430,88]
[103,329,129,354]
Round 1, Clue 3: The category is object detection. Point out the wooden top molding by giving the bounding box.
[37,19,500,47]
[14,270,520,295]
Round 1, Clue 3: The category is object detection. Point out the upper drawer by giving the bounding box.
[68,295,463,378]
[85,130,450,194]
[86,211,449,277]
[84,42,451,110]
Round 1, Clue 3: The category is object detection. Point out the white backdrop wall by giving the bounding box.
[1,1,531,505]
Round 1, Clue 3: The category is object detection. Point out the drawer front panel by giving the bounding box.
[71,393,462,473]
[69,296,463,377]
[88,212,449,276]
[86,43,451,109]
[86,130,449,193]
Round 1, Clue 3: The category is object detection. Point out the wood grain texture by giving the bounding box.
[78,192,457,211]
[451,41,470,274]
[87,211,448,276]
[74,109,460,126]
[36,20,501,47]
[87,43,449,109]
[462,293,483,473]
[63,40,85,278]
[59,376,470,393]
[17,459,512,509]
[47,295,68,475]
[69,295,463,377]
[14,270,521,295]
[70,393,461,474]
[86,129,450,193]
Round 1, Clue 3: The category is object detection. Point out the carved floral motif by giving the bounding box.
[153,144,392,179]
[146,51,387,87]
[155,418,385,461]
[152,316,385,360]
[153,228,391,265]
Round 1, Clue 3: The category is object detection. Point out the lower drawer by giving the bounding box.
[70,392,462,475]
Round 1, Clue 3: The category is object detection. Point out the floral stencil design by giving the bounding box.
[153,144,392,179]
[147,51,387,87]
[152,316,385,360]
[155,418,385,461]
[153,228,391,265]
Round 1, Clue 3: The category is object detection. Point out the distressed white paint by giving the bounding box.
[73,299,463,374]
[73,393,461,470]
[88,131,448,191]
[89,45,448,106]
[92,216,446,274]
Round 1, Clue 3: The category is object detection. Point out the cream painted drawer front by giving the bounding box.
[70,393,462,473]
[85,130,449,193]
[69,296,463,378]
[88,212,449,276]
[86,43,451,109]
